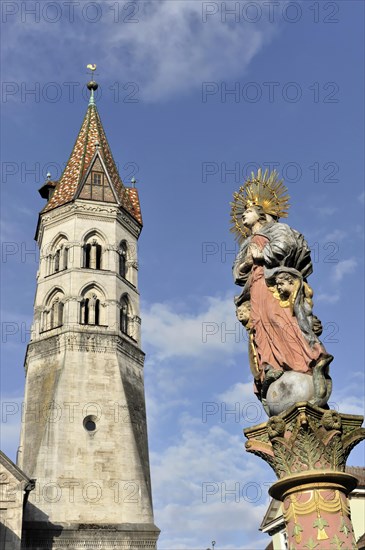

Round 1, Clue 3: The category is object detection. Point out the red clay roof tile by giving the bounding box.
[42,104,141,225]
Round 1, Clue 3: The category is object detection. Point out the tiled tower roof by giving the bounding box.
[42,102,142,225]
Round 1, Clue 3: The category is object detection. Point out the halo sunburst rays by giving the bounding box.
[230,168,290,243]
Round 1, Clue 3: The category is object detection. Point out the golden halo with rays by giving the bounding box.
[230,168,290,243]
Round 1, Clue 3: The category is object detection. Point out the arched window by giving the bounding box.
[83,238,102,270]
[80,288,106,326]
[45,236,69,275]
[42,290,64,332]
[119,241,127,278]
[120,296,129,335]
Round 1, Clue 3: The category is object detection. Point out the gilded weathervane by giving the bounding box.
[87,63,97,75]
[86,64,98,105]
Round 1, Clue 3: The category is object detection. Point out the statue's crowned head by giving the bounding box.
[230,168,290,241]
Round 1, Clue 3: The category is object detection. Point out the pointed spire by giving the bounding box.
[41,67,142,224]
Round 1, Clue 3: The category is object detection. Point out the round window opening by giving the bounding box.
[83,415,97,432]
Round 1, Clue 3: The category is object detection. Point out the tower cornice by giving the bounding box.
[36,200,142,243]
[25,329,145,368]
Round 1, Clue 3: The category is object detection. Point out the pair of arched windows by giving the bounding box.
[83,239,131,277]
[79,292,133,335]
[83,240,102,270]
[80,287,106,326]
[80,295,103,325]
[79,293,135,338]
[82,240,130,275]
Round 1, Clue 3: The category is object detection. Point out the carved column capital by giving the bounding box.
[244,402,365,549]
[245,402,365,479]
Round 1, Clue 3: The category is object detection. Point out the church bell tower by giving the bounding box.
[17,74,160,548]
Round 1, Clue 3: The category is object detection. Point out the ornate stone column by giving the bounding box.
[244,402,365,549]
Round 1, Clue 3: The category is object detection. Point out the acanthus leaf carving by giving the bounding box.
[244,403,365,479]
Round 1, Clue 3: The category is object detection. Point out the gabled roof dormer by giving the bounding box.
[76,148,119,204]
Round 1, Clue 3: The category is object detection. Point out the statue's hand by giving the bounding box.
[238,257,253,274]
[312,315,323,336]
[249,243,264,261]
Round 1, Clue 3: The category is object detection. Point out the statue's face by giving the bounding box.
[242,206,260,228]
[276,275,294,299]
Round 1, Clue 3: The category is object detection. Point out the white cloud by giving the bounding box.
[142,295,251,446]
[330,396,365,417]
[142,295,245,361]
[316,292,340,304]
[156,501,268,549]
[151,419,272,549]
[143,330,273,549]
[330,373,365,412]
[147,375,274,548]
[107,0,268,101]
[3,1,280,102]
[332,258,357,283]
[218,381,254,404]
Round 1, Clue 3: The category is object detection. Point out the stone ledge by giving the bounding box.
[22,522,160,549]
[269,470,358,500]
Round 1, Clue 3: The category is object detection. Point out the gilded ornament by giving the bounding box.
[230,168,290,243]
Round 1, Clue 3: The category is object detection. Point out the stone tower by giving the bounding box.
[17,79,160,548]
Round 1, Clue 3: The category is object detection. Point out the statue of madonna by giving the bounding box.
[231,169,333,415]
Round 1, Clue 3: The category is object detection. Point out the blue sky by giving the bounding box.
[1,1,364,548]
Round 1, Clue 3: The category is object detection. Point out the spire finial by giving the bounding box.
[86,64,98,106]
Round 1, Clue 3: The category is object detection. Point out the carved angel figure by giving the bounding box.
[231,169,332,415]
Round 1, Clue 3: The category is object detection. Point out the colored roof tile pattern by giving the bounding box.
[125,187,142,224]
[42,104,142,225]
